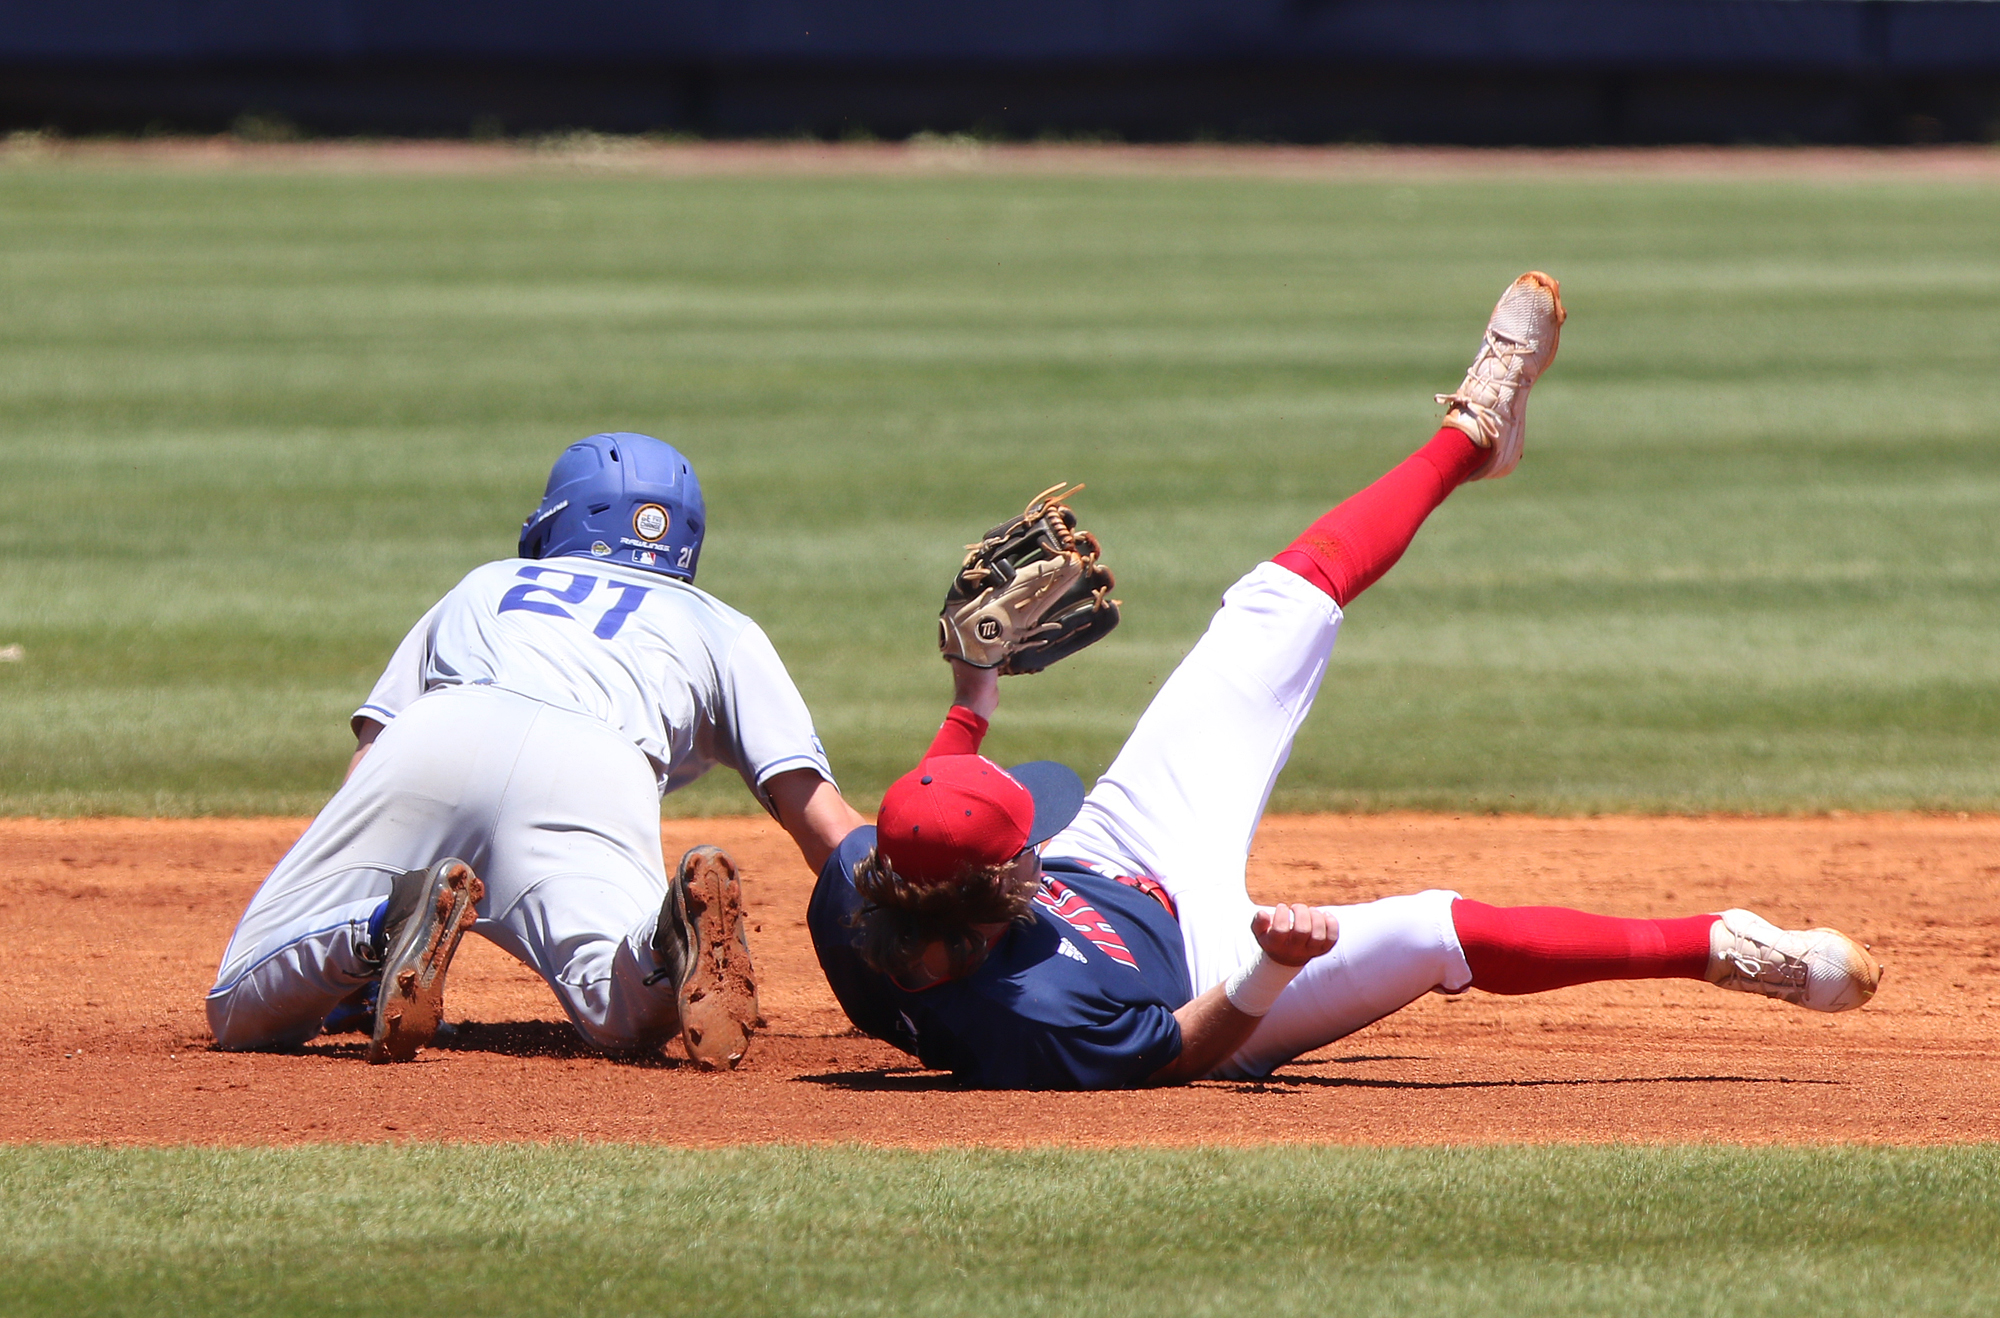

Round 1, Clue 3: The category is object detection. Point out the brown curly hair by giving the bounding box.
[848,848,1041,984]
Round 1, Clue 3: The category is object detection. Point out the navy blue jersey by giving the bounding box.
[808,827,1194,1089]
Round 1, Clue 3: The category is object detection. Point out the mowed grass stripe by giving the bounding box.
[3,1144,1996,1317]
[1,165,1996,814]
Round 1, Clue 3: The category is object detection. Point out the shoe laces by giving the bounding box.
[1485,332,1535,368]
[1724,940,1807,988]
[1465,331,1538,387]
[1436,331,1539,431]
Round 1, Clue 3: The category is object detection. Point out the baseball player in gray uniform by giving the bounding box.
[206,432,865,1067]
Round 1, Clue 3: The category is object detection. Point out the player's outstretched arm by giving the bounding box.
[766,768,869,875]
[947,657,1000,722]
[912,660,1003,760]
[1149,903,1337,1084]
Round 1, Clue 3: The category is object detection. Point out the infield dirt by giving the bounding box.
[4,814,1995,1147]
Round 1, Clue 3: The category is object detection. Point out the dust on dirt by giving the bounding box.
[3,814,1994,1146]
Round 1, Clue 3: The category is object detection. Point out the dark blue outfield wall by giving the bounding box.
[7,1,2000,143]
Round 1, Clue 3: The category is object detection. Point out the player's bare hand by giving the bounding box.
[1251,903,1338,967]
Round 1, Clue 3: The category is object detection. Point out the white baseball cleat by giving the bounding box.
[1438,270,1566,481]
[1706,908,1881,1013]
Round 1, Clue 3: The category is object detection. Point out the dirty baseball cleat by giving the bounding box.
[652,845,760,1070]
[1706,908,1881,1013]
[366,858,485,1063]
[1438,270,1566,481]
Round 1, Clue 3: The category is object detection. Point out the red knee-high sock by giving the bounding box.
[1451,899,1717,995]
[1273,427,1486,606]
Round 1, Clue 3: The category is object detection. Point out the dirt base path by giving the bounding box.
[3,814,1993,1147]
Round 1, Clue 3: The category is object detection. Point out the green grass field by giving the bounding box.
[5,1144,1998,1318]
[1,159,1996,815]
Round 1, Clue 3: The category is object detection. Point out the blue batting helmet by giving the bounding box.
[518,433,705,581]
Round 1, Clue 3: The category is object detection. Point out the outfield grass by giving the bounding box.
[1,159,1995,814]
[2,1144,1995,1317]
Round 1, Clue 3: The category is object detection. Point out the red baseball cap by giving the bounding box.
[877,755,1085,886]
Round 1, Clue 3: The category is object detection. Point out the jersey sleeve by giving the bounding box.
[717,621,836,813]
[925,706,988,758]
[351,600,443,733]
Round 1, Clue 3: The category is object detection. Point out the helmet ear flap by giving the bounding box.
[518,506,555,559]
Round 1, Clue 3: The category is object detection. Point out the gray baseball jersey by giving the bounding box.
[354,557,832,810]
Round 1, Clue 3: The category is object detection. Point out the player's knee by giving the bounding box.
[204,987,322,1052]
[204,987,257,1050]
[542,974,672,1054]
[566,1009,676,1055]
[1379,888,1471,991]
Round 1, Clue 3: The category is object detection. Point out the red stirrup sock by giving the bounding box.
[1272,428,1486,606]
[1451,899,1717,995]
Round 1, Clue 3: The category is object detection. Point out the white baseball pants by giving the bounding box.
[1046,561,1473,1078]
[206,684,683,1052]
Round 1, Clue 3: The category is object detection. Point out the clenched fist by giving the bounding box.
[1251,902,1338,967]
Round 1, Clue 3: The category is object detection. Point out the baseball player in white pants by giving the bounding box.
[807,273,1879,1089]
[1042,559,1468,1078]
[208,432,864,1067]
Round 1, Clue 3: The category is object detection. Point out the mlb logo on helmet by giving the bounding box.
[634,550,657,566]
